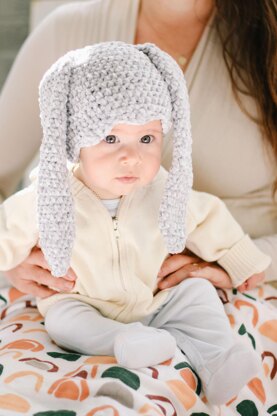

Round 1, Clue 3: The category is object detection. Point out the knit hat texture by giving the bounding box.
[38,41,192,277]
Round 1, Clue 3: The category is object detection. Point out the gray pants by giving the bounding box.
[45,278,234,377]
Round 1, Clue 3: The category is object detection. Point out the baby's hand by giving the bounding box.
[237,272,265,292]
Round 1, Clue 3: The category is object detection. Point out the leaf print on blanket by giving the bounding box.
[238,324,256,349]
[236,400,258,416]
[47,351,81,361]
[33,411,76,416]
[267,404,277,415]
[101,367,140,390]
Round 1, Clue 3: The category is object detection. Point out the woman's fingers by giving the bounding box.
[22,281,58,298]
[65,268,77,281]
[4,266,58,297]
[4,256,76,296]
[22,266,75,292]
[189,265,232,289]
[27,246,77,282]
[27,246,50,269]
[158,261,233,290]
[158,261,208,289]
[158,253,201,278]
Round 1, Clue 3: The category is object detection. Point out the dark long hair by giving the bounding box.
[214,0,277,193]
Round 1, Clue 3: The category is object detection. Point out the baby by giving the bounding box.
[0,42,270,405]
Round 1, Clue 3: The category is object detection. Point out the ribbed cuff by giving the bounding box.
[218,235,271,287]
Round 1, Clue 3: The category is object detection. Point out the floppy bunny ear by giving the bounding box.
[38,54,75,277]
[136,43,193,253]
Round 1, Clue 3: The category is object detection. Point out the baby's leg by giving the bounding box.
[44,298,176,367]
[148,278,260,405]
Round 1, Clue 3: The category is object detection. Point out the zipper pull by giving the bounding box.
[112,217,120,239]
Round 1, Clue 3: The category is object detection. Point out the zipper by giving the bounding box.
[112,217,120,239]
[112,197,126,291]
[89,189,127,291]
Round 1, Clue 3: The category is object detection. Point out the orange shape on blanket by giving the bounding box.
[160,358,173,366]
[86,405,120,416]
[180,368,197,390]
[139,404,163,415]
[90,365,98,378]
[258,287,264,298]
[0,339,44,352]
[23,329,48,334]
[5,371,43,392]
[263,363,270,377]
[0,393,30,413]
[234,300,258,326]
[247,377,266,404]
[0,350,22,359]
[8,287,25,303]
[228,314,235,327]
[9,313,42,322]
[166,380,197,410]
[85,356,116,365]
[226,396,237,406]
[48,378,89,401]
[258,320,277,342]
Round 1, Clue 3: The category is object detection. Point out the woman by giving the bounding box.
[0,0,276,296]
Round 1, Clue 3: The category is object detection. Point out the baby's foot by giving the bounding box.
[114,326,176,369]
[204,343,260,405]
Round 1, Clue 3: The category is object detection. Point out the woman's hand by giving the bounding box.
[3,246,77,298]
[157,252,266,292]
[157,251,232,290]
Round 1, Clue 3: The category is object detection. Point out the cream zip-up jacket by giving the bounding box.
[0,168,270,322]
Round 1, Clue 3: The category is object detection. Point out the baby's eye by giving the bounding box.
[104,135,118,144]
[140,135,153,144]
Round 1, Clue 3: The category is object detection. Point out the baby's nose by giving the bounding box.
[120,146,142,165]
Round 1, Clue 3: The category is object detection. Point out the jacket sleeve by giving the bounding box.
[0,184,39,271]
[186,190,271,287]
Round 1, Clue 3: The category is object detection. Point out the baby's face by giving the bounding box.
[77,120,163,199]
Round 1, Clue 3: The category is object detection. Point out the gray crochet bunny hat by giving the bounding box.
[38,41,192,277]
